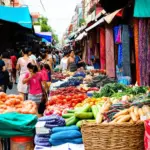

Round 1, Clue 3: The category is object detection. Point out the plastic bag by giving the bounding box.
[145,120,150,150]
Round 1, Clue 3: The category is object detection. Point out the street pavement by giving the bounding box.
[7,84,18,95]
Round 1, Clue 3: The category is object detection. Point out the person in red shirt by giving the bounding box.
[10,51,17,84]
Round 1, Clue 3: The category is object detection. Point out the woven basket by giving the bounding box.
[81,122,144,150]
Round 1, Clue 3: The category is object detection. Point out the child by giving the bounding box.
[23,63,47,114]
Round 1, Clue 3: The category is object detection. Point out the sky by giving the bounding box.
[22,0,81,39]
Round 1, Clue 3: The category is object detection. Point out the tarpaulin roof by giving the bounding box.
[36,32,52,43]
[0,5,32,29]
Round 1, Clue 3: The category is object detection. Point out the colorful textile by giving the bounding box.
[139,19,147,86]
[134,0,150,17]
[118,44,123,68]
[122,25,131,77]
[113,26,122,44]
[133,19,140,85]
[100,28,106,69]
[105,25,115,77]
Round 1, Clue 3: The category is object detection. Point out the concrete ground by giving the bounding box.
[7,84,18,95]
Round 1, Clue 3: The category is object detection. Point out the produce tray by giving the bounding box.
[81,122,144,150]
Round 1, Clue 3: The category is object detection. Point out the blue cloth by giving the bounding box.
[0,6,32,29]
[93,63,100,69]
[118,44,123,68]
[113,25,121,44]
[75,56,81,64]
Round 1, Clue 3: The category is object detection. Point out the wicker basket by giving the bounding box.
[81,122,144,150]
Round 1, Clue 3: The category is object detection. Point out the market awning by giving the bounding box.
[0,5,32,29]
[36,32,52,43]
[85,9,122,32]
[75,32,87,41]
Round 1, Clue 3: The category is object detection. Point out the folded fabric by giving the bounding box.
[0,112,37,138]
[34,135,50,142]
[52,126,79,133]
[51,130,82,140]
[34,135,51,147]
[49,138,83,146]
[39,115,65,128]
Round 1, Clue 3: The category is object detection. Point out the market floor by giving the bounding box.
[7,84,18,95]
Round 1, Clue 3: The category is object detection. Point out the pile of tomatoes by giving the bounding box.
[45,94,87,116]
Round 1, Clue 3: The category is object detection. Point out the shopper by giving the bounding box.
[28,49,37,64]
[10,51,17,84]
[23,63,47,115]
[91,56,100,69]
[16,47,32,100]
[0,53,5,70]
[0,65,10,93]
[68,50,77,72]
[60,51,69,71]
[75,51,86,69]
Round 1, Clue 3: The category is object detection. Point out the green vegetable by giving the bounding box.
[67,110,75,113]
[66,116,79,126]
[62,113,74,118]
[76,120,83,128]
[75,112,94,119]
[80,104,91,112]
[91,105,99,119]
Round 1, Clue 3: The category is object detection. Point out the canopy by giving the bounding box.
[0,5,32,29]
[36,32,52,43]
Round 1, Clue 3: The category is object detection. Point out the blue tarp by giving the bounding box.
[36,33,52,43]
[0,6,32,29]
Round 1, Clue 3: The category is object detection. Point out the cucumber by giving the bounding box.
[62,113,74,118]
[75,112,94,119]
[79,104,91,113]
[76,120,83,128]
[92,105,99,119]
[67,110,75,113]
[66,116,79,126]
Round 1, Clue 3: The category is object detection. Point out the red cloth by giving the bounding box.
[10,56,17,69]
[100,28,106,69]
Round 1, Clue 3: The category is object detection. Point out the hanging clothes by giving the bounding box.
[133,19,140,85]
[82,40,87,63]
[146,20,150,85]
[122,25,131,77]
[139,19,147,86]
[118,44,123,68]
[100,28,106,69]
[105,25,115,77]
[113,26,122,44]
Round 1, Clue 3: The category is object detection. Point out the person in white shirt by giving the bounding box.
[60,51,69,71]
[28,49,37,64]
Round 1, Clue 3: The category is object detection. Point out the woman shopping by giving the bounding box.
[23,63,47,115]
[67,50,77,72]
[16,48,33,100]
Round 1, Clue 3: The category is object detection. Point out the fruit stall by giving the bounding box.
[0,70,150,150]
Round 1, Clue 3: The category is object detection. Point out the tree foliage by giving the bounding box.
[40,17,59,43]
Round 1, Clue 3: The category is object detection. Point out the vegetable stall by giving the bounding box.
[0,70,150,150]
[34,70,150,150]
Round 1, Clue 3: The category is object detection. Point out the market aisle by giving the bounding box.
[7,84,18,95]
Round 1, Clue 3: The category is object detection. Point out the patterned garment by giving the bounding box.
[100,28,106,69]
[122,25,131,77]
[133,18,140,85]
[105,25,115,78]
[28,93,42,104]
[139,19,147,86]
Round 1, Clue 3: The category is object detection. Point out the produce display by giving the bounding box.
[52,72,69,80]
[57,77,83,88]
[88,75,116,88]
[45,94,87,116]
[0,93,37,114]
